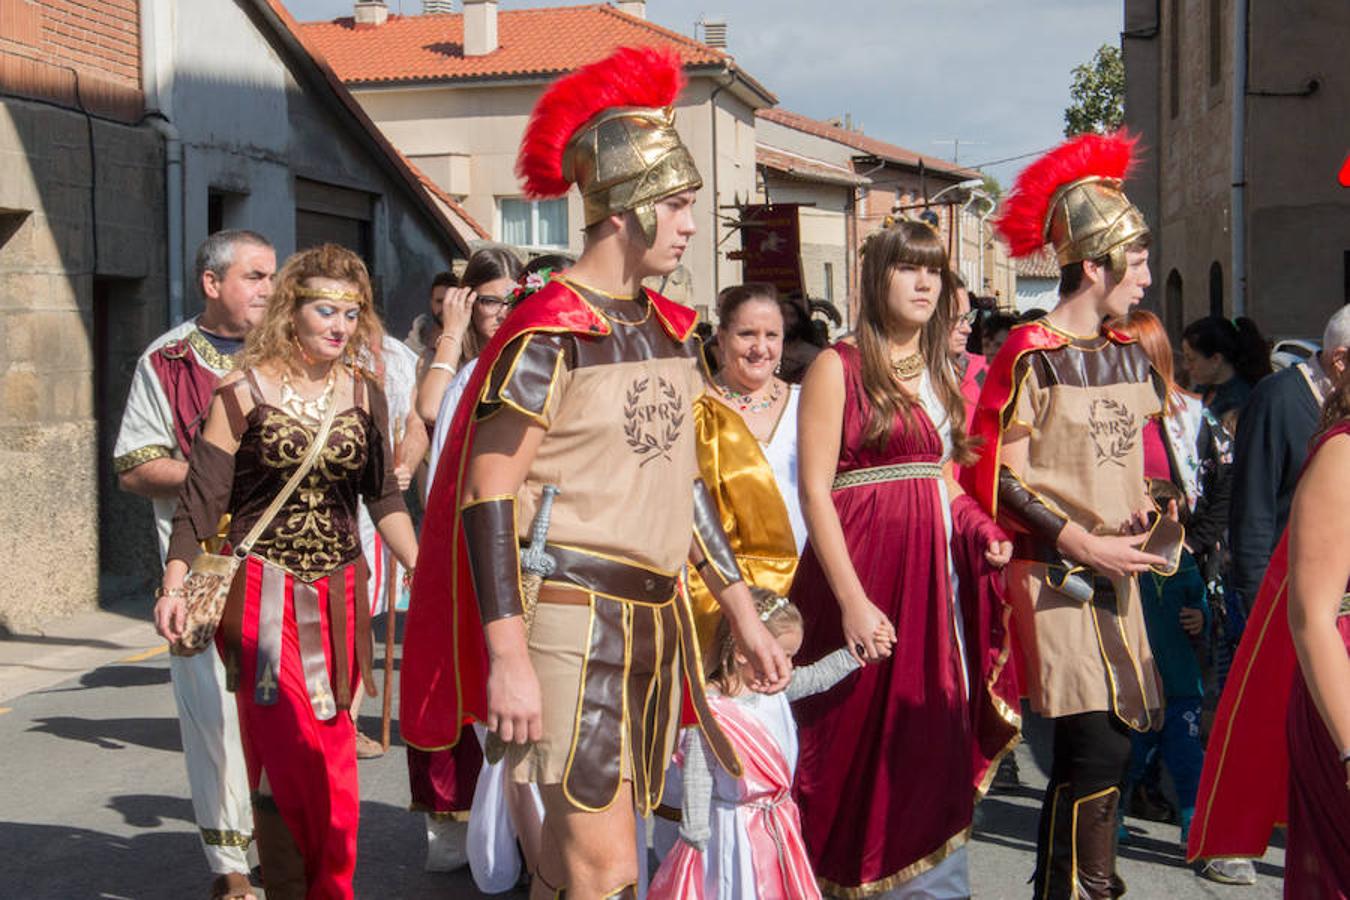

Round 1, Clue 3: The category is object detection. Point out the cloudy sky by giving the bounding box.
[283,0,1123,187]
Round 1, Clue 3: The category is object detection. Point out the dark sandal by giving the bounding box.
[210,872,256,900]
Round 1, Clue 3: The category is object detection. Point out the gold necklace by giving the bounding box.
[279,366,337,426]
[890,352,925,380]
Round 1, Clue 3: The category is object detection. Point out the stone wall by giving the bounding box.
[0,99,164,631]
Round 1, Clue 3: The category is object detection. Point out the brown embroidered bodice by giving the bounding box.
[168,369,405,582]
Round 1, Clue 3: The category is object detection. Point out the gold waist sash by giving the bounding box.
[832,462,942,491]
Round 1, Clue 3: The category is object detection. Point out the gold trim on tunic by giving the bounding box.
[114,444,173,473]
[817,826,971,898]
[185,328,237,372]
[831,462,942,491]
[200,827,252,848]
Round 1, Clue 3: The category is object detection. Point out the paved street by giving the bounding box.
[1,603,1283,899]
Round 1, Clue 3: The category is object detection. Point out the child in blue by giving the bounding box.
[1114,310,1233,848]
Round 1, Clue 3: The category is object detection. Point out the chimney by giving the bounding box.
[614,0,646,18]
[700,16,727,50]
[422,0,453,12]
[353,1,388,26]
[463,0,499,56]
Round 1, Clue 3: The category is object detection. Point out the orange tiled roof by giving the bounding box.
[756,144,869,187]
[298,4,731,85]
[757,107,980,180]
[400,155,492,240]
[1015,245,1061,279]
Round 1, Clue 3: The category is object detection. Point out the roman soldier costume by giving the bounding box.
[399,46,743,837]
[966,133,1180,898]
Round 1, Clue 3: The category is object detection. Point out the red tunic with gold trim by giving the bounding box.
[1188,421,1350,896]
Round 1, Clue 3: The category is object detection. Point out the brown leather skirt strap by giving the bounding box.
[327,568,351,710]
[1088,578,1156,732]
[353,557,374,697]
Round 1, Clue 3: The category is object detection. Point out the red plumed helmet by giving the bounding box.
[994,131,1139,258]
[516,45,688,198]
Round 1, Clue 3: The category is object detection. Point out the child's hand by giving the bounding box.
[1179,607,1204,635]
[868,622,896,661]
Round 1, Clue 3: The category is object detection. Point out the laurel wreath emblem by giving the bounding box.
[623,376,684,466]
[1089,397,1137,468]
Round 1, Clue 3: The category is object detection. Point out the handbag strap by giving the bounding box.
[233,371,346,557]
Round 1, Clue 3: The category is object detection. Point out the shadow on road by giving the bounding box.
[25,715,181,752]
[107,793,196,829]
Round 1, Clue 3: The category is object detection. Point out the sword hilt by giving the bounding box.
[521,484,560,576]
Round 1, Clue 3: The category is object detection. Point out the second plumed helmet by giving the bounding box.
[515,45,702,246]
[994,131,1150,278]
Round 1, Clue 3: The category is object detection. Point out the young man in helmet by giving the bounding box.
[400,47,790,899]
[966,133,1179,899]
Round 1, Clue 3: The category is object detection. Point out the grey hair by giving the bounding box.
[194,229,272,293]
[1323,304,1350,352]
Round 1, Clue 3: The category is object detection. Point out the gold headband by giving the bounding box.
[296,286,364,304]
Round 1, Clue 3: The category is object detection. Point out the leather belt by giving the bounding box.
[533,543,677,605]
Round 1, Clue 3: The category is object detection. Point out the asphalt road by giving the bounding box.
[0,611,1284,899]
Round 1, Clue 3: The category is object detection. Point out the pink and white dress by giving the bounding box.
[649,649,856,900]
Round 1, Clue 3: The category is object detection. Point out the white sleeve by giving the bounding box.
[427,359,478,499]
[112,354,177,472]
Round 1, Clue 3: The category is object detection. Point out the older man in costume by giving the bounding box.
[400,46,789,899]
[966,133,1180,898]
[114,229,275,900]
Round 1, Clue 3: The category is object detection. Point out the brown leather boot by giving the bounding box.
[1075,788,1125,899]
[251,793,307,900]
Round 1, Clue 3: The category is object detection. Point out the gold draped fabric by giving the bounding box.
[689,394,800,656]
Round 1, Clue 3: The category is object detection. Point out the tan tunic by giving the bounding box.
[475,284,719,809]
[1005,327,1166,727]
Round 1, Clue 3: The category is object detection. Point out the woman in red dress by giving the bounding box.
[790,220,1011,897]
[156,245,418,899]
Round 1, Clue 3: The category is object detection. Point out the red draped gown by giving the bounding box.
[790,343,972,894]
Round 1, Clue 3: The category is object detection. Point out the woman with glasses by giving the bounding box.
[416,247,523,428]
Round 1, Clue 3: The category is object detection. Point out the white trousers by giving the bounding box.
[169,648,253,875]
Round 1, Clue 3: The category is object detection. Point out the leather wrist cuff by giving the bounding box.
[998,466,1068,545]
[691,479,741,590]
[460,496,524,624]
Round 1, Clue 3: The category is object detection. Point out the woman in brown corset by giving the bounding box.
[154,244,418,899]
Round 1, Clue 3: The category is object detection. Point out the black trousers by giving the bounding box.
[1032,711,1133,899]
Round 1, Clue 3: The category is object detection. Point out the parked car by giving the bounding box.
[1270,338,1320,370]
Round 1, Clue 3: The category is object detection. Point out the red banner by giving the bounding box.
[736,204,803,298]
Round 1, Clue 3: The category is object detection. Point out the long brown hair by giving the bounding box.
[236,244,384,380]
[1111,309,1181,415]
[856,220,973,462]
[458,247,523,364]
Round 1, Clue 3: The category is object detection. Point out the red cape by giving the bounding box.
[1187,420,1350,861]
[399,279,697,751]
[961,320,1136,516]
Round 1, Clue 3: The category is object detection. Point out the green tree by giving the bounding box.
[1063,44,1125,137]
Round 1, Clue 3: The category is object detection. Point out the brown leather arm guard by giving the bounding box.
[998,466,1069,546]
[691,479,742,592]
[460,495,524,624]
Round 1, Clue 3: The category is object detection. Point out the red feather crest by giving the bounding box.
[994,131,1139,258]
[516,45,687,198]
